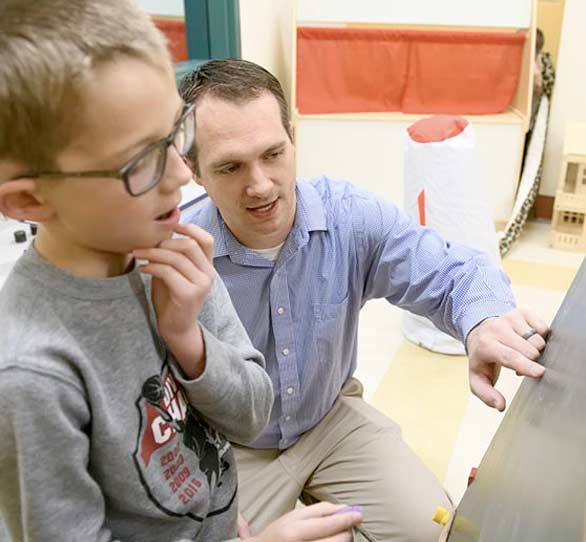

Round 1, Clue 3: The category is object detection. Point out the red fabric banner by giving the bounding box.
[297,27,525,115]
[153,18,188,63]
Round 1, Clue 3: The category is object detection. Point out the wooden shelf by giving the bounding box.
[292,1,537,132]
[294,107,526,125]
[291,0,537,223]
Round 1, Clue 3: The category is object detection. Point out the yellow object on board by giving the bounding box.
[433,506,450,526]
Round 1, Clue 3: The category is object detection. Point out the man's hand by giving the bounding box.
[244,502,362,542]
[134,224,215,379]
[466,307,548,411]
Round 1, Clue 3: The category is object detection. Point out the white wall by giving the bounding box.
[541,0,586,196]
[137,0,184,17]
[297,0,532,28]
[239,0,295,102]
[237,0,583,203]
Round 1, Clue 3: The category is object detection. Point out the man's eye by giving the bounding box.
[218,164,238,175]
[265,150,283,160]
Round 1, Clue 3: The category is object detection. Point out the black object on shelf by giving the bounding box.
[14,230,27,243]
[30,223,37,236]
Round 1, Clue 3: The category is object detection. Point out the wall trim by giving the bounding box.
[185,0,241,60]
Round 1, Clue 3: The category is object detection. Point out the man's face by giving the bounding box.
[193,92,297,250]
[38,56,193,264]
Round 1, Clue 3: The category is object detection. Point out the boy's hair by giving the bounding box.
[178,59,292,175]
[0,0,170,173]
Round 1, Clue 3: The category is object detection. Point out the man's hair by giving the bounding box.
[0,0,170,173]
[178,59,291,175]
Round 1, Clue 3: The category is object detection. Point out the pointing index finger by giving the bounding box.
[174,223,214,262]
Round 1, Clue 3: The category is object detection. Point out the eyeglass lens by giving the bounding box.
[127,108,195,196]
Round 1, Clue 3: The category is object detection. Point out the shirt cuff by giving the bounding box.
[168,325,232,406]
[460,300,517,347]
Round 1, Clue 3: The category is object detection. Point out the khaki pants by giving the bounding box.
[233,379,452,542]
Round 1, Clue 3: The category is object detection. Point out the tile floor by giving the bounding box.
[354,219,584,504]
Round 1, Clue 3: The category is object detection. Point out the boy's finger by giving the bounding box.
[297,502,341,519]
[134,248,200,283]
[334,506,363,516]
[174,223,214,262]
[135,242,214,282]
[137,263,190,293]
[157,238,215,276]
[311,533,353,542]
[237,513,251,538]
[138,263,212,301]
[299,511,362,540]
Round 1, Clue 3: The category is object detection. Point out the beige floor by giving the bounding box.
[354,219,584,505]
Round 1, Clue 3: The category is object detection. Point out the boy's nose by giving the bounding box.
[160,145,192,191]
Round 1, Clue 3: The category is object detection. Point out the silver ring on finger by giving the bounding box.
[521,328,538,341]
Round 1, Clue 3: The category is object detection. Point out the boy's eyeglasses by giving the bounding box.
[10,103,195,197]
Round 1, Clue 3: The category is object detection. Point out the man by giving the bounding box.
[179,59,548,542]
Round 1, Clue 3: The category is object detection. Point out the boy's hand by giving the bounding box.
[466,307,548,411]
[134,224,215,379]
[245,502,362,542]
[238,513,252,538]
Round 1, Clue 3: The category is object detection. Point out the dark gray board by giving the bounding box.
[448,256,586,542]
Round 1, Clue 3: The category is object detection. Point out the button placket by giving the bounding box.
[271,267,300,442]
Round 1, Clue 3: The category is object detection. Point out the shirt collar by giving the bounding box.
[295,178,328,234]
[192,179,328,261]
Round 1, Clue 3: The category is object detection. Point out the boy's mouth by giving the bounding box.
[155,206,181,224]
[156,209,174,220]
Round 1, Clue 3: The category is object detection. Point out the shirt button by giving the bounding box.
[277,307,285,315]
[287,387,294,395]
[282,348,289,356]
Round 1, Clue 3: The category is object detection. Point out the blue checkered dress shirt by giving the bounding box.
[186,178,515,449]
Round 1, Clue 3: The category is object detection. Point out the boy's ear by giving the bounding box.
[0,179,55,223]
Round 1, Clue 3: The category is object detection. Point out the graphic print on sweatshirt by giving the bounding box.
[133,361,235,522]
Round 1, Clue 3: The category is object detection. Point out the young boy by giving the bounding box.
[0,1,362,541]
[0,0,275,540]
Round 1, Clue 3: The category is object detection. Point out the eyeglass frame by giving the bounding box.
[9,102,196,197]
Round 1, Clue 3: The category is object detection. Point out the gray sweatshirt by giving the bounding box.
[0,247,273,541]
